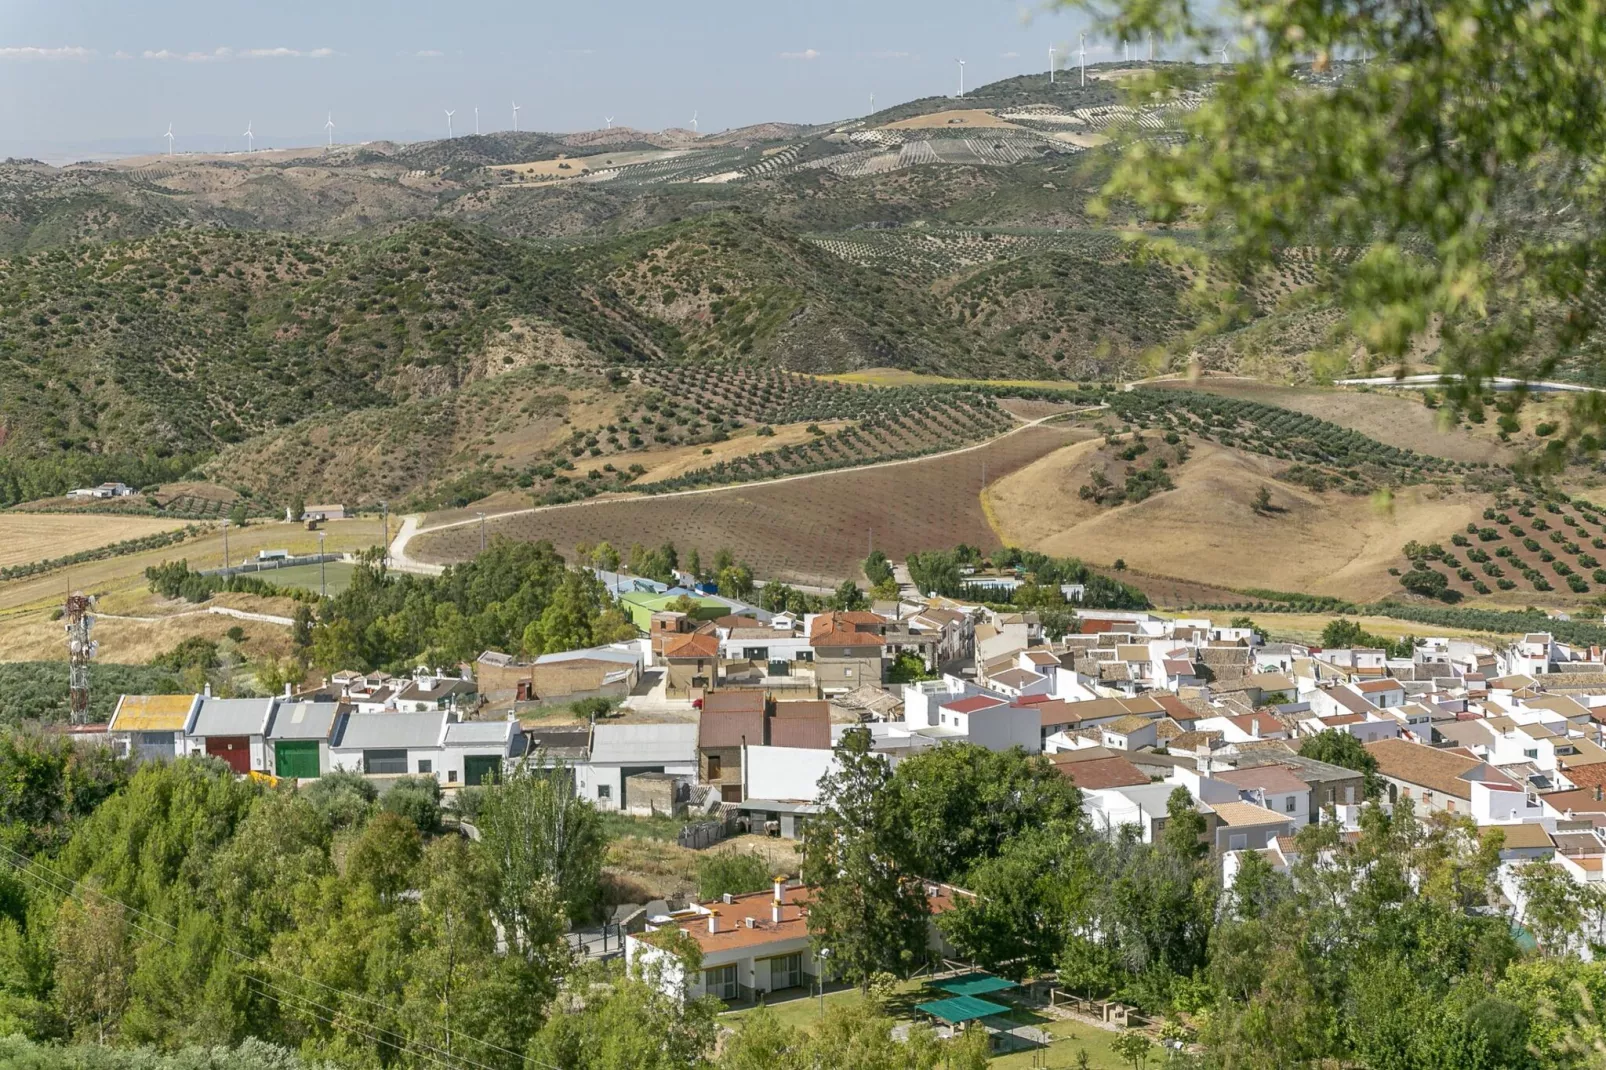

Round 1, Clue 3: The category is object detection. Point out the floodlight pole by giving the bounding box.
[380,500,389,567]
[318,532,327,598]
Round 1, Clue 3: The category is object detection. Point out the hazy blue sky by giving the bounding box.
[0,0,1136,158]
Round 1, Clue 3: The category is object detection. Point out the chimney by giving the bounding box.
[204,682,212,698]
[284,682,293,698]
[707,911,719,935]
[773,876,785,924]
[1596,785,1602,803]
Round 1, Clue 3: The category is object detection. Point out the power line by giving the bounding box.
[0,842,562,1070]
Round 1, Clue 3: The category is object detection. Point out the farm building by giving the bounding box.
[327,711,517,785]
[303,503,346,521]
[107,694,201,762]
[266,700,343,779]
[573,722,699,810]
[184,697,276,774]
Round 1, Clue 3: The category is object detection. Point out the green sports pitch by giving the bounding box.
[252,561,357,596]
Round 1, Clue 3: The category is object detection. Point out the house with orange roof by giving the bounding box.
[807,612,887,695]
[663,632,720,698]
[626,879,961,1002]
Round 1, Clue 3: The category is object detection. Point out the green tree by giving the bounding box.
[936,827,1079,979]
[863,550,895,588]
[697,850,773,901]
[1298,729,1384,799]
[477,762,604,930]
[802,728,932,988]
[828,580,867,611]
[1060,0,1606,452]
[346,810,422,901]
[716,563,754,600]
[54,891,132,1044]
[522,571,605,656]
[1112,1030,1152,1070]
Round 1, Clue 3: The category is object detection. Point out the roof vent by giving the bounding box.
[722,893,734,905]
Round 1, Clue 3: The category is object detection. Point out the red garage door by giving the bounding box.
[205,736,251,774]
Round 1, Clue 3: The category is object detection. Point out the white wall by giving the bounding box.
[744,746,837,802]
[965,707,1042,754]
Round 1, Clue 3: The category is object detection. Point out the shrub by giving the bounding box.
[380,775,442,834]
[697,849,774,900]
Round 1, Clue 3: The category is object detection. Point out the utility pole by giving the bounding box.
[222,519,230,576]
[318,532,327,599]
[478,512,487,554]
[380,501,389,567]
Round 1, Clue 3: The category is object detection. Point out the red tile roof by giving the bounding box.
[1051,754,1150,790]
[664,633,719,659]
[769,701,830,749]
[944,694,1011,715]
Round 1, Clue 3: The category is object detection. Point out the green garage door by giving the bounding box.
[464,755,502,786]
[274,740,321,780]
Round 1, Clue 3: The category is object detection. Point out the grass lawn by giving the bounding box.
[250,560,357,595]
[721,982,1141,1069]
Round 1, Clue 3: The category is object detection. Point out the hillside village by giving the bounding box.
[85,554,1606,1004]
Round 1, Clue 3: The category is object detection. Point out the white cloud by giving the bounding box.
[113,50,132,59]
[241,46,337,59]
[412,49,444,57]
[779,49,821,60]
[567,48,596,56]
[0,46,95,61]
[142,46,335,62]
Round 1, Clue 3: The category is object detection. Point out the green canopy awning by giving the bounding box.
[935,974,1019,998]
[915,995,1011,1024]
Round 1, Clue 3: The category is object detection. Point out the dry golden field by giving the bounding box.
[0,514,189,570]
[881,109,1024,131]
[986,438,1489,603]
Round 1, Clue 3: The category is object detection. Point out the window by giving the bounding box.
[705,964,739,1001]
[1446,799,1456,812]
[743,647,767,660]
[1344,786,1355,805]
[1285,795,1297,813]
[843,668,854,678]
[796,651,813,663]
[417,759,433,774]
[769,953,803,991]
[707,754,723,779]
[447,770,458,783]
[1229,833,1249,850]
[1524,748,1539,759]
[598,784,612,800]
[362,749,407,775]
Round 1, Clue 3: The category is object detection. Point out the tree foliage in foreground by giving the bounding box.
[1064,0,1606,457]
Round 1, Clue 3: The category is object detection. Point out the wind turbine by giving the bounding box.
[164,122,174,155]
[1049,45,1056,83]
[604,115,614,129]
[1219,44,1228,65]
[1124,40,1130,62]
[512,101,521,131]
[689,110,698,133]
[324,112,334,148]
[243,121,254,152]
[956,58,966,98]
[1148,32,1155,61]
[474,106,480,135]
[869,93,875,114]
[444,109,455,137]
[1079,33,1087,87]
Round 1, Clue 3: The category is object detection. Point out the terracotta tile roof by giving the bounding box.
[1105,714,1156,735]
[1367,738,1491,801]
[1542,787,1606,815]
[1356,679,1404,694]
[1051,754,1150,790]
[769,701,830,750]
[1482,824,1554,850]
[645,883,957,954]
[945,694,1011,715]
[1216,765,1311,795]
[664,633,719,659]
[699,706,766,749]
[1168,730,1223,751]
[702,690,766,716]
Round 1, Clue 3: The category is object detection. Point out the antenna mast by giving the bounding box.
[65,593,97,724]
